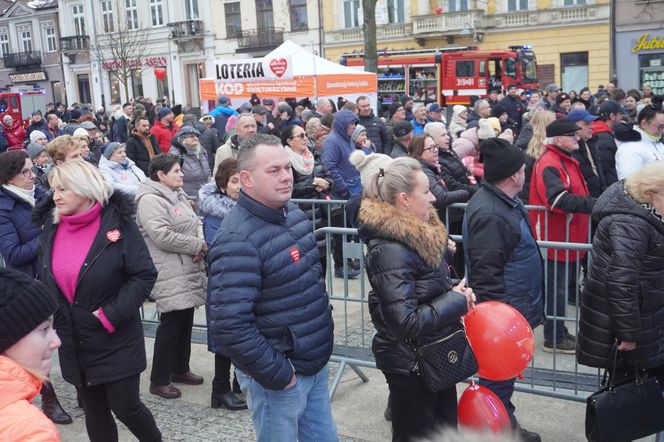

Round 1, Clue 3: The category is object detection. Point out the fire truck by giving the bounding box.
[340,45,539,111]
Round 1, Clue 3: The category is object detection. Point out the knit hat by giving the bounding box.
[351,125,366,144]
[546,119,581,137]
[388,102,404,119]
[157,107,173,120]
[103,142,123,159]
[480,138,524,183]
[393,121,413,138]
[70,109,81,120]
[27,143,47,159]
[349,150,393,187]
[73,127,89,138]
[453,105,467,117]
[0,267,58,354]
[177,125,201,142]
[30,130,46,143]
[477,120,495,140]
[486,117,501,133]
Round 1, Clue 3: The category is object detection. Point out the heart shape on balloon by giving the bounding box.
[269,58,288,78]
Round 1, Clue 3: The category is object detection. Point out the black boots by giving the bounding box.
[210,391,247,411]
[41,383,72,425]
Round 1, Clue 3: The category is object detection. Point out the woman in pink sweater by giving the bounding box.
[34,160,162,442]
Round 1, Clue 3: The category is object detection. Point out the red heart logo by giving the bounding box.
[106,230,121,243]
[289,247,300,263]
[269,58,288,78]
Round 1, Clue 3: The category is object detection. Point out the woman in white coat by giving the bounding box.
[98,142,146,197]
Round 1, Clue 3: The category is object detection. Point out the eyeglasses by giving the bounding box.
[424,145,440,153]
[647,121,664,131]
[291,133,307,140]
[20,168,35,178]
[560,133,579,140]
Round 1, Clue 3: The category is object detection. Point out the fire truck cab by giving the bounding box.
[340,45,538,113]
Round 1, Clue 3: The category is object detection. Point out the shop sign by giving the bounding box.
[102,56,167,70]
[642,71,664,95]
[215,56,293,83]
[632,34,664,53]
[9,71,47,83]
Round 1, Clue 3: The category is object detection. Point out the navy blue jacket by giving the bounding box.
[463,182,544,327]
[207,192,334,390]
[0,186,46,276]
[321,109,361,199]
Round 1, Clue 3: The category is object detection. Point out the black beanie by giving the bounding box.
[480,138,524,183]
[0,268,58,353]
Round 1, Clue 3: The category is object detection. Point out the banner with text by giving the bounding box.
[215,56,293,83]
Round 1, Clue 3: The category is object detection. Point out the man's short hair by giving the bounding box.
[474,99,490,113]
[356,95,370,105]
[122,102,132,109]
[237,133,282,171]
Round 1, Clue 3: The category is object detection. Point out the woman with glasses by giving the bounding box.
[408,135,471,223]
[616,97,664,179]
[282,124,333,277]
[0,150,72,425]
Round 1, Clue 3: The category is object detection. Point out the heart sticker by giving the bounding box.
[289,247,300,263]
[269,58,288,78]
[106,230,121,243]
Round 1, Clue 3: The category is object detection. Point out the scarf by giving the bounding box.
[2,183,35,207]
[640,201,664,225]
[134,129,156,158]
[285,146,314,175]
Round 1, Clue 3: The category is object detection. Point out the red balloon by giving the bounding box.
[154,67,167,81]
[464,301,535,381]
[434,6,443,14]
[458,382,511,431]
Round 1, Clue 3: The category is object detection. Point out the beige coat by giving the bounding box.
[135,180,206,313]
[213,135,238,176]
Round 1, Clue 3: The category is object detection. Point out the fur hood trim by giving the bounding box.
[358,198,448,268]
[197,182,236,218]
[32,190,136,227]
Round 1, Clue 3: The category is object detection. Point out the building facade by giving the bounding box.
[322,0,610,93]
[0,0,64,106]
[58,0,216,110]
[615,0,664,94]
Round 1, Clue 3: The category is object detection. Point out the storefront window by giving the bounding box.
[110,71,121,104]
[131,69,143,98]
[639,53,664,95]
[156,72,169,100]
[561,52,588,94]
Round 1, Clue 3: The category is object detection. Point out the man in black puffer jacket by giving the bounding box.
[357,96,389,153]
[463,138,544,442]
[208,134,336,441]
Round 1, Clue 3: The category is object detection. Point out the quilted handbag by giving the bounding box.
[411,324,478,392]
[585,345,664,442]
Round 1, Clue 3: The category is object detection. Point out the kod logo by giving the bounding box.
[216,82,244,96]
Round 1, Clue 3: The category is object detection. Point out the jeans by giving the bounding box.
[150,307,194,386]
[235,365,338,442]
[384,371,458,442]
[77,374,161,442]
[479,377,518,428]
[543,260,573,342]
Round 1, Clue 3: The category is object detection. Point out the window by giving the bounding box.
[387,0,405,24]
[343,0,360,28]
[507,0,529,11]
[17,25,32,52]
[42,22,57,52]
[0,29,9,56]
[289,0,307,30]
[563,0,586,4]
[110,71,121,103]
[225,2,241,37]
[125,0,139,30]
[256,0,274,29]
[561,52,588,93]
[185,0,199,20]
[73,5,85,35]
[150,0,164,26]
[448,0,469,12]
[456,60,475,77]
[101,0,114,33]
[131,69,143,98]
[640,54,664,96]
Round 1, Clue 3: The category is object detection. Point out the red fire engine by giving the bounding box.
[340,45,538,110]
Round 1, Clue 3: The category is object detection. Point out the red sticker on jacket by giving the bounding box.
[290,247,300,262]
[106,230,120,242]
[174,207,182,216]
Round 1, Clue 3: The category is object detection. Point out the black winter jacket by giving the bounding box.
[420,160,470,223]
[194,122,221,170]
[462,182,544,327]
[572,139,605,198]
[578,181,664,370]
[125,131,162,176]
[34,192,157,387]
[358,114,389,154]
[358,199,469,376]
[207,192,334,390]
[438,149,479,195]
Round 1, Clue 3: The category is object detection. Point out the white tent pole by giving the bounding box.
[312,41,318,104]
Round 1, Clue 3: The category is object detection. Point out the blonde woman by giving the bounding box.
[33,160,161,441]
[521,110,556,204]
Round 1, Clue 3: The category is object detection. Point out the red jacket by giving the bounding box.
[529,145,591,261]
[150,120,179,151]
[3,121,25,149]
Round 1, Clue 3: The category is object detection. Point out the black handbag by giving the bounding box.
[585,345,664,442]
[410,323,478,392]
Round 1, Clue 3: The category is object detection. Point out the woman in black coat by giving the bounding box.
[282,124,333,276]
[34,160,161,442]
[357,157,475,442]
[578,161,664,384]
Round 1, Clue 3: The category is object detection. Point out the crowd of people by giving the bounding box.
[0,82,663,442]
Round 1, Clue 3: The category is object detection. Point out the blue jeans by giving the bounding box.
[235,365,338,442]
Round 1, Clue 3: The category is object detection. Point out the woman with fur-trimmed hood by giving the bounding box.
[357,156,476,442]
